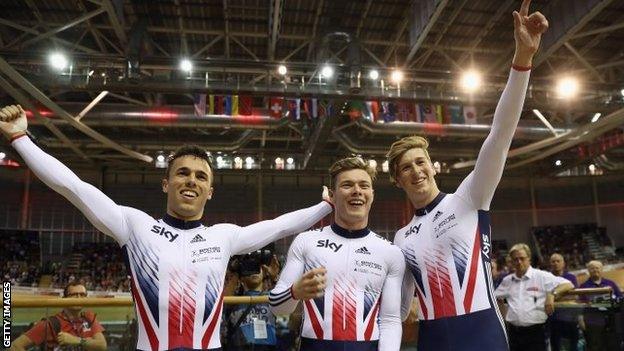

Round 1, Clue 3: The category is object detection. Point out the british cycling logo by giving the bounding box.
[316,239,343,252]
[150,225,179,242]
[404,223,422,238]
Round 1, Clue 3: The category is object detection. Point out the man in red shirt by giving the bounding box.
[10,282,107,351]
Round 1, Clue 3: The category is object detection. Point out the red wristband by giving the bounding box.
[512,64,532,71]
[9,133,27,143]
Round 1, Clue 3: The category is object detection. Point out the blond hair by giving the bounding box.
[509,243,532,260]
[329,157,377,190]
[385,135,431,185]
[586,260,603,269]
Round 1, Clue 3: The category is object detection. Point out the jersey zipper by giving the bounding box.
[343,240,350,331]
[180,231,186,334]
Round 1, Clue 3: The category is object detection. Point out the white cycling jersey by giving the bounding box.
[11,136,332,351]
[269,224,405,351]
[394,68,530,351]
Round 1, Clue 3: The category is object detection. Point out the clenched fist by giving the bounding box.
[0,104,28,140]
[292,267,327,300]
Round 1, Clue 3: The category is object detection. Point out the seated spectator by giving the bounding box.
[579,260,623,351]
[10,282,107,351]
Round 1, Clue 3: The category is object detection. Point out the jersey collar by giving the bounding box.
[331,223,370,239]
[163,213,202,230]
[414,192,447,216]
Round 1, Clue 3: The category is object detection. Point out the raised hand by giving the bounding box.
[512,0,549,67]
[0,104,28,140]
[322,186,333,207]
[292,267,327,300]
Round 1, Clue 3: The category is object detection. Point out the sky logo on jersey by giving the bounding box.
[405,223,422,238]
[150,225,179,242]
[481,233,491,258]
[190,234,206,243]
[316,239,342,252]
[355,246,371,255]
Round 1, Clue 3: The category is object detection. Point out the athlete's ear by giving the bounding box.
[162,178,169,193]
[206,187,214,200]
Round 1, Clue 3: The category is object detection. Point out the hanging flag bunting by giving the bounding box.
[420,104,438,123]
[381,101,396,123]
[238,95,253,115]
[287,99,301,120]
[208,95,215,114]
[193,93,206,117]
[448,105,464,124]
[463,105,477,124]
[269,97,284,118]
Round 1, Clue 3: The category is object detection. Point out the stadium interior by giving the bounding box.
[1,0,624,350]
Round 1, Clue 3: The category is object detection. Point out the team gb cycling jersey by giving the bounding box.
[269,224,405,351]
[12,136,332,351]
[394,68,531,351]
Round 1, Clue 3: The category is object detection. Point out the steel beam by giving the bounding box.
[268,0,283,61]
[101,0,127,46]
[533,0,614,68]
[563,42,604,82]
[0,75,89,160]
[0,56,151,163]
[404,0,449,66]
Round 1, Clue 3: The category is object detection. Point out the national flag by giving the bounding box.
[448,105,464,124]
[463,105,477,124]
[208,95,215,114]
[269,97,283,118]
[348,100,365,120]
[318,100,332,118]
[287,99,301,120]
[214,95,224,115]
[238,95,253,115]
[420,104,438,123]
[435,105,444,123]
[365,101,380,122]
[231,95,239,115]
[224,95,232,115]
[381,101,396,123]
[193,93,206,117]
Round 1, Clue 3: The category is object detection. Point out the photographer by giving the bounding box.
[224,249,280,351]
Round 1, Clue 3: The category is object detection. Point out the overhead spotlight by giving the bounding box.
[591,113,601,123]
[0,152,5,160]
[381,160,389,173]
[320,65,334,78]
[621,89,624,97]
[555,159,562,166]
[155,152,167,168]
[556,77,579,98]
[179,58,193,72]
[588,164,596,174]
[286,157,294,165]
[216,156,223,163]
[460,70,482,92]
[369,70,379,80]
[275,157,284,170]
[390,70,403,83]
[245,156,254,165]
[368,159,377,169]
[277,65,287,75]
[48,52,68,71]
[234,156,243,169]
[88,70,94,76]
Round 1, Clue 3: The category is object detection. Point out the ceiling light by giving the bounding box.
[381,160,389,173]
[156,155,165,163]
[286,157,294,165]
[556,77,579,98]
[588,164,596,174]
[369,70,379,80]
[0,152,5,160]
[621,89,624,97]
[555,160,562,166]
[245,156,254,165]
[368,159,377,169]
[460,70,482,92]
[277,65,287,75]
[591,113,601,123]
[320,65,333,78]
[390,70,403,83]
[179,58,193,72]
[48,52,68,71]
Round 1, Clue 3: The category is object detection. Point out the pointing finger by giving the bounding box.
[519,0,531,17]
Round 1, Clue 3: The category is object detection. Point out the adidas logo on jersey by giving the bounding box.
[190,234,206,243]
[432,211,443,222]
[355,246,371,255]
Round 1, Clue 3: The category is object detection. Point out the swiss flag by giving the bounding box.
[269,97,283,119]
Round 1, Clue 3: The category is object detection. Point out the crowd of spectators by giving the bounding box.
[532,223,597,269]
[48,243,130,292]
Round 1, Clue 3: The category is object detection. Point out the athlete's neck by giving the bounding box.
[163,212,203,229]
[331,222,370,239]
[409,189,441,210]
[333,216,368,232]
[166,208,203,222]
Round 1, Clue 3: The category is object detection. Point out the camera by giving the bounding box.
[232,247,274,276]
